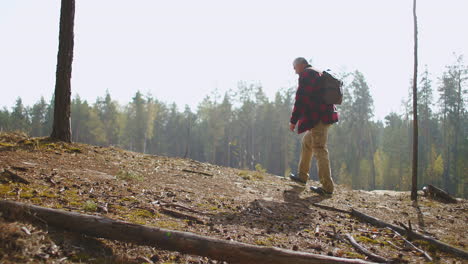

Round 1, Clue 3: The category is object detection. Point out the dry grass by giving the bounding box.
[0,133,467,264]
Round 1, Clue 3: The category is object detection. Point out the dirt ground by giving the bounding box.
[0,133,466,264]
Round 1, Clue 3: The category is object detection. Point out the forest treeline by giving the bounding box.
[1,56,466,197]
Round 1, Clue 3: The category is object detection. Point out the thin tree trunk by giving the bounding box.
[51,0,75,143]
[411,0,419,201]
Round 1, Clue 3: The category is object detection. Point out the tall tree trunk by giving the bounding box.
[367,124,376,190]
[51,0,75,142]
[411,0,419,201]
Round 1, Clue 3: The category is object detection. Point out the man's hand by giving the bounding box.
[289,123,296,132]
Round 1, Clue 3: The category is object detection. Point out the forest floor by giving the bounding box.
[0,132,466,264]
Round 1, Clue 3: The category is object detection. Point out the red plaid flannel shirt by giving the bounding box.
[290,67,339,134]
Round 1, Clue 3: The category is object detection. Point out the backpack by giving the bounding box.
[320,70,343,105]
[307,67,343,105]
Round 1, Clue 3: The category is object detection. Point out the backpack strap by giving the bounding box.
[306,66,323,77]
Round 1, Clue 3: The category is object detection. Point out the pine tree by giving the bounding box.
[11,98,30,132]
[30,97,48,137]
[51,0,75,142]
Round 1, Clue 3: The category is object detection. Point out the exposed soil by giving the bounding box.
[0,132,466,264]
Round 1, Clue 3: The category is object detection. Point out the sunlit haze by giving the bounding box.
[1,0,467,120]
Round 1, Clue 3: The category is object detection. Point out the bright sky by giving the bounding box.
[1,0,467,120]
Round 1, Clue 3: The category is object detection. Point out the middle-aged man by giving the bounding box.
[289,57,339,196]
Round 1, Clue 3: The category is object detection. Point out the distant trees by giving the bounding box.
[1,61,466,198]
[50,0,75,142]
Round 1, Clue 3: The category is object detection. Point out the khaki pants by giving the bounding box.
[298,121,334,193]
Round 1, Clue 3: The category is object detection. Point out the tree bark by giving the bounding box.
[411,0,419,201]
[50,0,75,142]
[0,200,374,264]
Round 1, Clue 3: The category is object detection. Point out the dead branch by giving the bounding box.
[345,234,391,263]
[182,169,213,177]
[386,240,403,251]
[311,203,350,214]
[159,207,206,225]
[157,201,208,215]
[0,169,30,184]
[254,200,273,214]
[350,209,468,259]
[314,224,320,237]
[0,200,376,264]
[386,227,432,262]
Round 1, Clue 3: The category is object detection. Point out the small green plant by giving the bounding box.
[255,163,266,173]
[83,200,98,212]
[116,170,143,181]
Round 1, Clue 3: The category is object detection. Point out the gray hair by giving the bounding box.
[293,57,309,66]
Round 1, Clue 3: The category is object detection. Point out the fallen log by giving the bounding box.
[422,185,457,203]
[0,200,374,264]
[344,234,391,263]
[350,209,468,259]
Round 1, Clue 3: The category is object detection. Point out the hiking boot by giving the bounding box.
[289,173,306,185]
[310,186,333,196]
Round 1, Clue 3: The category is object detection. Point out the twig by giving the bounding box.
[386,240,403,251]
[345,234,391,263]
[311,203,350,214]
[156,201,208,215]
[386,227,432,262]
[159,207,206,225]
[182,169,213,177]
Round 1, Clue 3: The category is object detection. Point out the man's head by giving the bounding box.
[293,57,310,75]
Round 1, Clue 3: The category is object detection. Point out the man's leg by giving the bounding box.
[311,122,334,193]
[298,130,314,183]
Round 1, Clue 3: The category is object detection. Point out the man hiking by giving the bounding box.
[288,57,339,196]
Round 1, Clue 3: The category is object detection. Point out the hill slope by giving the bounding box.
[0,133,466,264]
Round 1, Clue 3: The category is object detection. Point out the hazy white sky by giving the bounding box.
[1,0,467,120]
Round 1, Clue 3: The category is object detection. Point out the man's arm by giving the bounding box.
[290,75,307,126]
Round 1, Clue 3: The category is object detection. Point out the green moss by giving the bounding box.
[83,200,98,212]
[19,192,34,198]
[414,240,438,253]
[123,209,158,225]
[63,189,84,207]
[39,191,57,198]
[254,236,279,247]
[0,184,13,195]
[238,170,264,181]
[356,235,380,244]
[131,209,155,218]
[30,197,42,203]
[116,170,143,181]
[156,220,184,230]
[0,142,16,147]
[344,251,365,259]
[238,171,251,180]
[255,163,267,173]
[118,196,139,203]
[64,146,82,153]
[69,201,82,207]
